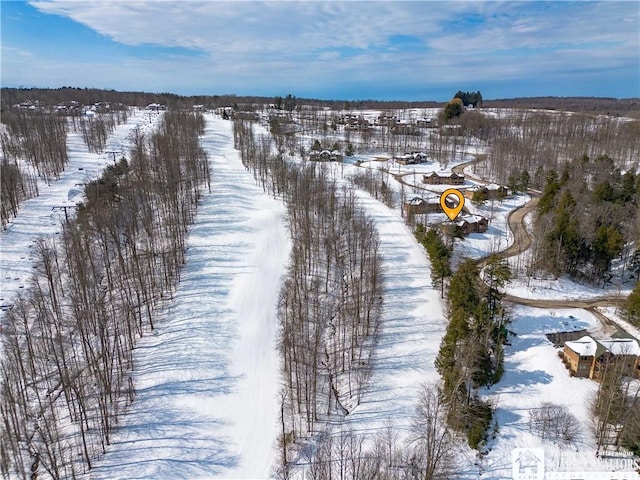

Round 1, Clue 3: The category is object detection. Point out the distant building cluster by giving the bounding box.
[11,99,129,115]
[337,113,437,134]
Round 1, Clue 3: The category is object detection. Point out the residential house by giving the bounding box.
[402,196,441,215]
[416,117,436,128]
[439,124,462,136]
[395,152,429,165]
[342,115,372,132]
[233,111,260,121]
[391,122,418,135]
[376,114,398,126]
[145,103,167,111]
[465,184,509,201]
[422,171,465,185]
[440,214,489,236]
[563,335,640,379]
[310,149,343,162]
[563,336,600,378]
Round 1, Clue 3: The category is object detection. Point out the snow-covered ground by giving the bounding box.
[453,194,529,266]
[0,108,154,319]
[474,305,638,479]
[2,107,637,479]
[339,191,446,437]
[87,114,290,479]
[505,275,633,301]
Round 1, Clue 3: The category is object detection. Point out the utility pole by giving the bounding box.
[105,150,122,165]
[52,205,77,223]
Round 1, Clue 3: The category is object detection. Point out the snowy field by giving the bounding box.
[87,115,290,479]
[505,275,633,301]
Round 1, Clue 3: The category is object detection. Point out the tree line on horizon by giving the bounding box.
[3,87,639,117]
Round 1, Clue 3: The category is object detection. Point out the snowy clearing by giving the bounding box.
[87,115,290,479]
[340,191,447,438]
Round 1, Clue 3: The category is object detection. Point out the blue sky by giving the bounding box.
[2,1,639,101]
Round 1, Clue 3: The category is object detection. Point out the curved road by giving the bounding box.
[390,153,630,329]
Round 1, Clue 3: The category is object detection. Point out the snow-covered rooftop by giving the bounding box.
[565,335,598,356]
[407,195,439,205]
[566,335,640,357]
[599,338,640,356]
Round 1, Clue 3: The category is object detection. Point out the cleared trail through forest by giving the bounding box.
[342,191,447,437]
[88,114,290,479]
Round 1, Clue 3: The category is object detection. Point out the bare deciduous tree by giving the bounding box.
[409,383,460,480]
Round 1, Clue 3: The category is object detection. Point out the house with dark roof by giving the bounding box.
[439,214,489,236]
[465,184,509,201]
[422,171,465,185]
[395,152,429,165]
[416,117,436,128]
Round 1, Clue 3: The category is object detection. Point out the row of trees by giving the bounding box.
[0,111,210,479]
[0,109,129,226]
[277,168,383,452]
[627,282,640,327]
[414,226,452,298]
[5,87,638,117]
[434,256,510,450]
[453,91,483,108]
[591,354,640,454]
[0,161,39,228]
[300,384,460,480]
[462,110,640,189]
[349,168,396,210]
[74,110,128,153]
[1,112,68,183]
[1,111,69,227]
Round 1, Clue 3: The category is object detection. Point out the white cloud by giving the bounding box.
[13,1,640,98]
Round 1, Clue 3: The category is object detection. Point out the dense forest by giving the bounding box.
[533,155,639,282]
[452,108,640,284]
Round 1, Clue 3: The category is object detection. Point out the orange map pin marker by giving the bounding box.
[440,189,465,221]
